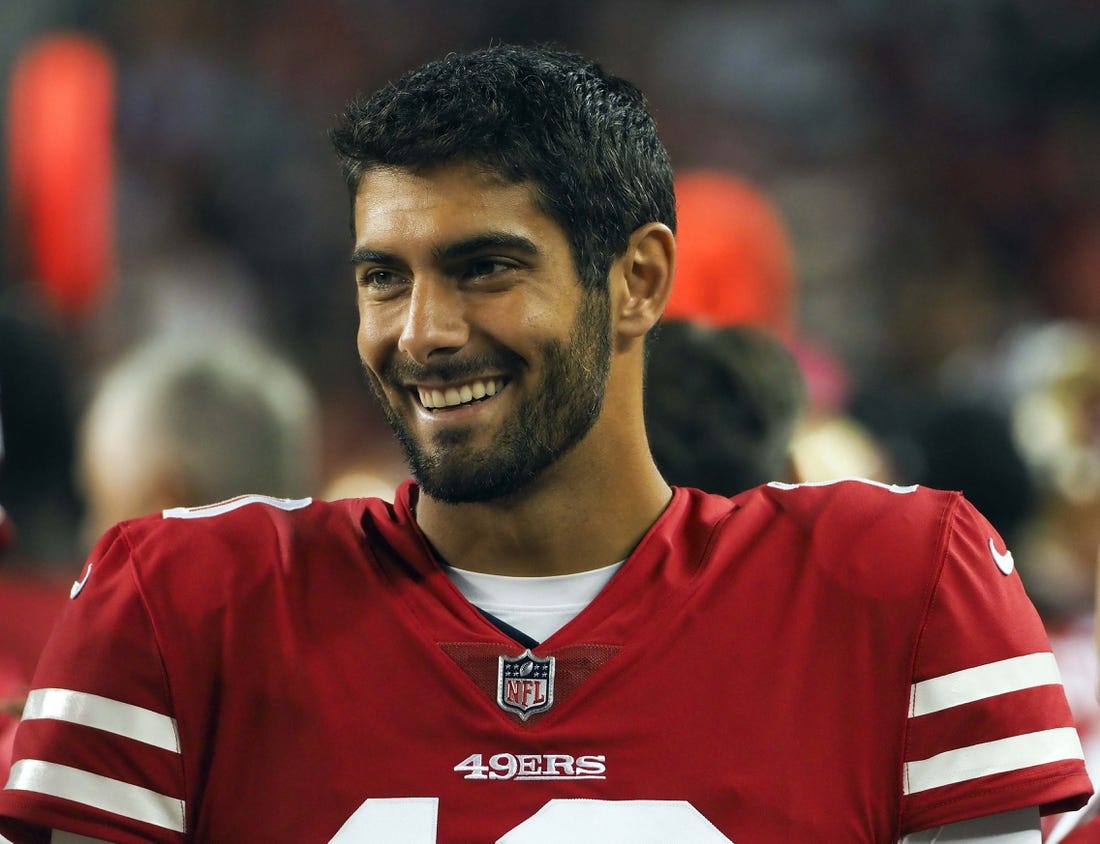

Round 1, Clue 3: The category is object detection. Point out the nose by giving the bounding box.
[397,276,470,364]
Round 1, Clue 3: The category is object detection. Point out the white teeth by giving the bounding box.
[418,378,504,409]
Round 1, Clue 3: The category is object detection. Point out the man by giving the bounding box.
[0,44,1090,843]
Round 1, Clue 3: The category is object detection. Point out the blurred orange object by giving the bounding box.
[8,34,116,318]
[667,171,796,340]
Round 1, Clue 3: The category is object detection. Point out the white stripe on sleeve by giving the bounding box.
[22,688,180,752]
[910,653,1063,717]
[6,759,186,832]
[903,728,1084,794]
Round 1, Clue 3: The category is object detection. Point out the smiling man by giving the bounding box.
[0,44,1091,843]
[352,164,617,510]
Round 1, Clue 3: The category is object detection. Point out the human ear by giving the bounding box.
[612,222,676,340]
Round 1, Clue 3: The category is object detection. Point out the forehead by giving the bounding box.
[352,162,559,248]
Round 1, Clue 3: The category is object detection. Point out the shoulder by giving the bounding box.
[120,494,359,554]
[675,479,976,605]
[108,494,396,604]
[669,478,966,548]
[753,476,957,518]
[749,477,971,551]
[707,477,964,548]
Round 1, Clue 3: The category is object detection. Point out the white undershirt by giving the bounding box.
[444,560,623,643]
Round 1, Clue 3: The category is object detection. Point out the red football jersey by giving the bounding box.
[0,480,1090,842]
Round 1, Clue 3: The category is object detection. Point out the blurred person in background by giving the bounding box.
[994,323,1100,843]
[1001,324,1100,628]
[666,169,895,487]
[645,319,805,494]
[665,171,797,342]
[0,331,322,786]
[0,43,1089,843]
[78,333,322,544]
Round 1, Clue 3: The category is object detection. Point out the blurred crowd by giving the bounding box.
[0,0,1098,833]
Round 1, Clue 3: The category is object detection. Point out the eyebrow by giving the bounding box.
[350,232,539,266]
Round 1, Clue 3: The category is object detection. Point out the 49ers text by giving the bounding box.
[454,753,607,781]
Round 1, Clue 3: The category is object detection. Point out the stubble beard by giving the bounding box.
[363,290,612,504]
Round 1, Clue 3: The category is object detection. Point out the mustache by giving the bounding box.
[381,350,523,385]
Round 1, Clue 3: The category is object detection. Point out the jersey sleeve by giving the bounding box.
[899,494,1092,834]
[0,524,188,844]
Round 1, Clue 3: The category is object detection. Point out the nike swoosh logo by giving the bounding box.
[988,538,1014,575]
[70,563,93,599]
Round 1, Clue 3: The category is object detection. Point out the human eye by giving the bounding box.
[357,267,408,297]
[462,257,516,284]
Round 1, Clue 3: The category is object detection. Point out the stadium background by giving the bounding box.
[1,0,1099,605]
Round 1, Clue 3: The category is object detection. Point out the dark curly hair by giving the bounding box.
[331,44,676,291]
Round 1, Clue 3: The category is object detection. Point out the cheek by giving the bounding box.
[470,294,564,346]
[355,301,392,366]
[355,319,372,362]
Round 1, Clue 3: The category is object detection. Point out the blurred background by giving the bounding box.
[1,0,1098,594]
[2,0,1098,591]
[0,0,1098,822]
[0,4,1096,587]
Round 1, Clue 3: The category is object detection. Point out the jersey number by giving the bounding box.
[329,798,734,842]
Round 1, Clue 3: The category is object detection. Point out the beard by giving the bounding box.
[363,289,612,504]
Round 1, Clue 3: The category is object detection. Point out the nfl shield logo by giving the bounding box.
[497,649,556,720]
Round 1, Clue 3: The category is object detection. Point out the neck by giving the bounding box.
[413,421,671,577]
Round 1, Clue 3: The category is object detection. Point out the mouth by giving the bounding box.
[414,377,508,411]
